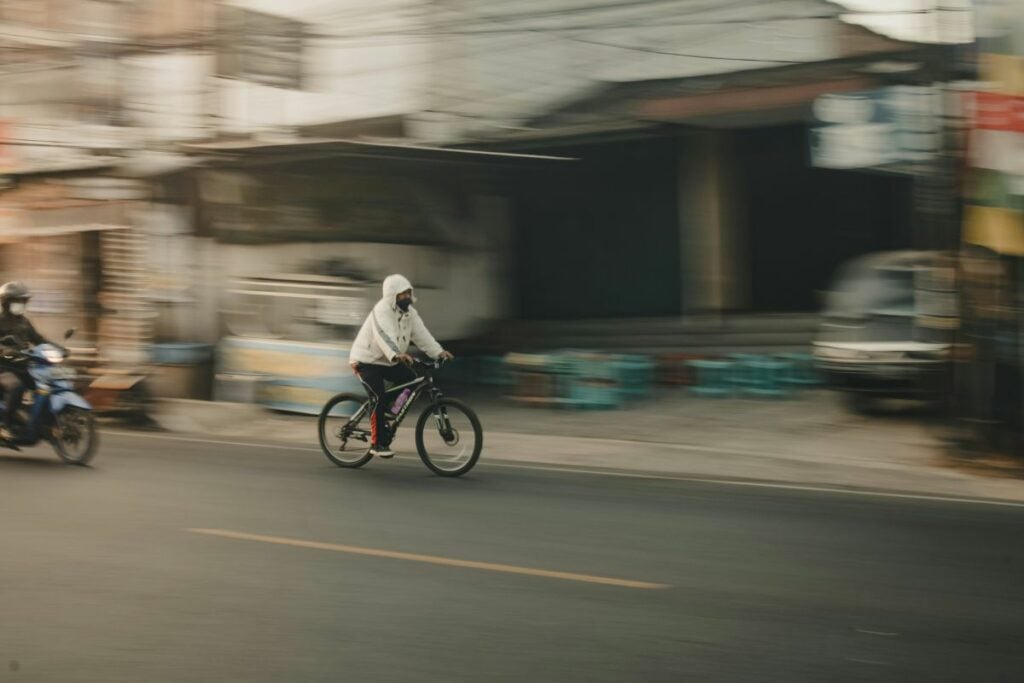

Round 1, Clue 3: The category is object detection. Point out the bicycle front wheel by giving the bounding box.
[415,398,482,477]
[318,393,374,468]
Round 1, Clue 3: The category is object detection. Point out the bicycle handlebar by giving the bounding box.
[409,357,453,371]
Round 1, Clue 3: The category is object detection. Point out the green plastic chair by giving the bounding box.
[688,360,735,397]
[777,352,822,388]
[612,354,656,399]
[744,357,794,397]
[564,353,622,409]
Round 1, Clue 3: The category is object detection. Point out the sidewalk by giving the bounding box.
[147,387,1024,503]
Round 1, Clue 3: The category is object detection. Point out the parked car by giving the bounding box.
[813,251,953,413]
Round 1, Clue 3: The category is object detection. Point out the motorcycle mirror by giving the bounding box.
[64,328,75,341]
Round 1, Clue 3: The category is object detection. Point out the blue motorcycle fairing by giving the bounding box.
[49,392,92,413]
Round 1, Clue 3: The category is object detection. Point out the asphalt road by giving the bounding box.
[1,431,1023,682]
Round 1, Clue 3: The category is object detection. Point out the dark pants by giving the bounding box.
[0,371,24,432]
[355,363,416,447]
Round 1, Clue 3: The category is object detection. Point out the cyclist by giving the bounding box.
[349,274,453,458]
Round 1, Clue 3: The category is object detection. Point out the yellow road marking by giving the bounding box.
[186,528,670,590]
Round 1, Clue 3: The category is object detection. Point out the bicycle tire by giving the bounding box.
[318,393,374,468]
[415,398,482,477]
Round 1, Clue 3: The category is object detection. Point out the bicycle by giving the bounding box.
[317,359,483,477]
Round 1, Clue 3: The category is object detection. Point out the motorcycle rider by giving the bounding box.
[0,282,57,441]
[349,274,453,458]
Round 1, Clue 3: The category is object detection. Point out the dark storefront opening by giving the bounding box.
[514,137,681,320]
[738,124,914,312]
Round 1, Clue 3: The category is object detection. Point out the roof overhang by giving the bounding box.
[638,76,878,127]
[180,137,575,167]
[0,223,129,243]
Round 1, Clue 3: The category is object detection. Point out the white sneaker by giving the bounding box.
[369,446,395,458]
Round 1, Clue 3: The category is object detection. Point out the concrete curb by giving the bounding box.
[144,399,1024,503]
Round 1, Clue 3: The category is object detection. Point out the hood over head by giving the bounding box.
[382,274,415,308]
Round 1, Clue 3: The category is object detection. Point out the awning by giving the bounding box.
[0,196,134,241]
[0,156,121,177]
[638,76,877,127]
[0,223,129,243]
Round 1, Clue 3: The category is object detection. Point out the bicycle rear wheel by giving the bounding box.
[415,398,482,477]
[318,393,374,468]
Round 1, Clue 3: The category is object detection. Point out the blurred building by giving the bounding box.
[0,0,204,365]
[954,0,1024,452]
[427,1,944,321]
[0,0,971,366]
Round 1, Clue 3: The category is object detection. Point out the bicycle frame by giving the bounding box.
[343,366,444,443]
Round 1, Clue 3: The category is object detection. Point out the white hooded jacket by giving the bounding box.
[349,274,444,366]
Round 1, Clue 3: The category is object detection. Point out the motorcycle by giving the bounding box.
[0,329,98,465]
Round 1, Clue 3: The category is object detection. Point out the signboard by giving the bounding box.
[811,86,943,174]
[216,6,304,90]
[973,92,1024,132]
[969,90,1024,182]
[199,169,451,246]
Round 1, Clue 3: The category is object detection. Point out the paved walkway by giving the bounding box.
[146,387,1024,503]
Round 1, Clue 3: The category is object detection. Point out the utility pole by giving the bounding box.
[205,0,220,140]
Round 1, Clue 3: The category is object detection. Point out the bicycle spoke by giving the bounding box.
[417,401,480,475]
[319,395,374,467]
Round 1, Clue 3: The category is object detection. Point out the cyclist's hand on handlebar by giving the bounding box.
[438,351,454,362]
[396,353,415,366]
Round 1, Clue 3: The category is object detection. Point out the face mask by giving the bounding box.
[397,299,412,312]
[9,303,25,316]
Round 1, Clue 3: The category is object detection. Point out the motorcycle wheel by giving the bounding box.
[52,407,98,466]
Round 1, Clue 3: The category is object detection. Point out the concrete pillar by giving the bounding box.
[677,130,749,314]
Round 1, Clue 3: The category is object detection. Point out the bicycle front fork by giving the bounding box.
[433,406,454,441]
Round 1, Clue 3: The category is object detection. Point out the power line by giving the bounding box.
[310,14,842,42]
[400,0,802,120]
[464,0,769,23]
[308,1,832,105]
[0,0,961,129]
[308,19,783,82]
[436,0,812,70]
[841,6,972,13]
[309,0,423,22]
[561,33,809,63]
[309,33,558,81]
[310,0,794,40]
[1,3,960,51]
[297,2,813,82]
[307,1,966,42]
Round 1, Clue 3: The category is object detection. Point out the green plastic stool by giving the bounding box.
[612,354,656,399]
[744,358,794,397]
[727,353,760,392]
[688,360,735,397]
[777,353,822,388]
[564,353,622,409]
